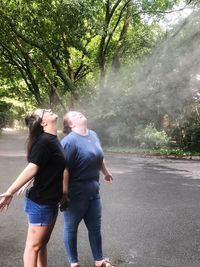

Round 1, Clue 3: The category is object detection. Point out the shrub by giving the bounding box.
[134,123,170,149]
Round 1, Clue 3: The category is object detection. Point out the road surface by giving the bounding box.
[1,131,200,267]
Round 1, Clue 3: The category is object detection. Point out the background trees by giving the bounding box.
[0,0,199,150]
[90,5,200,150]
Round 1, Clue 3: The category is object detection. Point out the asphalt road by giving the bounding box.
[1,131,200,267]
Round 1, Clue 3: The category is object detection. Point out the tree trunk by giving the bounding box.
[112,5,131,72]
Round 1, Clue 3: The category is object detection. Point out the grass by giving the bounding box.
[104,147,200,157]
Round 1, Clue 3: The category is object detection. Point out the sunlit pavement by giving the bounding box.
[1,132,200,267]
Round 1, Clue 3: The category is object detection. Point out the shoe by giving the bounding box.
[95,259,115,267]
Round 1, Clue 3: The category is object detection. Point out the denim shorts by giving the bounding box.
[24,197,58,226]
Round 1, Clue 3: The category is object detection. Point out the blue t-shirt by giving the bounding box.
[61,130,104,184]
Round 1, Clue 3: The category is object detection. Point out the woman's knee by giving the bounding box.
[26,240,47,253]
[26,225,52,252]
[85,221,101,233]
[64,218,80,232]
[84,215,101,232]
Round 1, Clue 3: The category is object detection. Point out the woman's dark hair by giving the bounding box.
[25,114,43,159]
[63,114,72,135]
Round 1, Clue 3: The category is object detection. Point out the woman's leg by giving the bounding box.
[23,218,56,267]
[84,194,103,262]
[37,218,56,267]
[63,197,88,265]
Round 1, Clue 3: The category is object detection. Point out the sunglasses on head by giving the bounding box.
[41,109,51,120]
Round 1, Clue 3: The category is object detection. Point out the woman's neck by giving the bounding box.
[44,125,57,135]
[73,126,88,136]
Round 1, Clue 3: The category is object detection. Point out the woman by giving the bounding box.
[60,111,114,267]
[0,108,66,267]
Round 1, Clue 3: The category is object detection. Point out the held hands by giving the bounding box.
[0,192,13,211]
[59,192,70,212]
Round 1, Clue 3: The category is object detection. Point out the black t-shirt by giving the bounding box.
[26,132,66,204]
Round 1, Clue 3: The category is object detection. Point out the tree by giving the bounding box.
[0,0,198,134]
[90,6,200,148]
[0,0,97,109]
[96,0,186,88]
[0,101,12,129]
[0,0,192,107]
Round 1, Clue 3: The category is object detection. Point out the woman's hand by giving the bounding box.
[101,160,113,184]
[0,192,13,211]
[59,192,70,212]
[103,173,113,184]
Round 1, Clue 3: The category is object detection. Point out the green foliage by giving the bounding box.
[0,0,99,110]
[134,123,170,149]
[123,22,164,64]
[169,119,200,151]
[89,6,200,150]
[0,0,198,149]
[188,122,200,151]
[141,0,180,13]
[0,100,12,129]
[0,0,184,102]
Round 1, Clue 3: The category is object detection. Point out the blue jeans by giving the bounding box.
[63,191,103,263]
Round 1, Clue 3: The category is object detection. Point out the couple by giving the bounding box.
[0,109,114,267]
